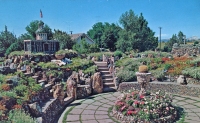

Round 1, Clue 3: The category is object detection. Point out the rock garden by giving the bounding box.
[1,49,200,123]
[0,49,102,123]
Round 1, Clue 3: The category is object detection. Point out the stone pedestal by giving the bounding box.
[135,72,151,95]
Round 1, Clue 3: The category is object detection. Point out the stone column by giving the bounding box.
[135,72,151,96]
[54,42,55,51]
[40,42,42,52]
[23,42,25,51]
[30,42,32,53]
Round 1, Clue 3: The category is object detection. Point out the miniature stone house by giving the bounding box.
[24,21,59,54]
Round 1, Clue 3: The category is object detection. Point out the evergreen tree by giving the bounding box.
[118,10,158,52]
[0,26,17,52]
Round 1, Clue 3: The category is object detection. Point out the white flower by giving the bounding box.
[145,101,148,104]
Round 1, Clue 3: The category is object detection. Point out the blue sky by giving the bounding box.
[0,0,199,39]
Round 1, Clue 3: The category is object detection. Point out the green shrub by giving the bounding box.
[182,67,200,79]
[114,51,123,58]
[31,52,45,56]
[164,64,171,70]
[30,84,42,92]
[8,109,36,123]
[0,74,6,83]
[8,51,25,57]
[150,69,165,81]
[14,85,28,97]
[0,91,17,98]
[83,65,97,75]
[38,62,59,69]
[64,58,94,71]
[116,69,136,82]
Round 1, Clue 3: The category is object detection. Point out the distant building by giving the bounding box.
[24,21,59,54]
[70,33,94,44]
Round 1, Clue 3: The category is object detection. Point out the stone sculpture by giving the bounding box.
[53,84,65,104]
[92,72,103,94]
[26,65,31,73]
[177,75,187,85]
[66,75,77,100]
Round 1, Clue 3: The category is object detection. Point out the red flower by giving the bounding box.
[127,110,133,115]
[134,100,139,105]
[140,95,145,99]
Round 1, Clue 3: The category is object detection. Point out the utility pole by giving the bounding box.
[159,27,162,50]
[184,35,186,45]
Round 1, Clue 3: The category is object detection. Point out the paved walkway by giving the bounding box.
[58,92,200,123]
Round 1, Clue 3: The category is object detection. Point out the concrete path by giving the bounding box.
[58,92,200,123]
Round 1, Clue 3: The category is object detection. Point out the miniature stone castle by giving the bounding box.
[24,21,59,54]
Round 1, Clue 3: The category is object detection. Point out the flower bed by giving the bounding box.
[113,89,181,123]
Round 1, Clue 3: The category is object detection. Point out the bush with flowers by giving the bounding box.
[113,89,183,123]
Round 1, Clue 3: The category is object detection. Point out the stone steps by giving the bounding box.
[94,61,116,92]
[102,74,113,79]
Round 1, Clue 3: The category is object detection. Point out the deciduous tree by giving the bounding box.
[26,20,53,40]
[53,29,74,50]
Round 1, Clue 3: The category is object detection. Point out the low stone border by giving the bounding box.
[118,82,200,98]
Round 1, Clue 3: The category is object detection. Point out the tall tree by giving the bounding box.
[164,31,185,52]
[25,20,53,40]
[118,10,158,52]
[53,29,74,50]
[87,22,121,51]
[5,33,31,55]
[0,26,17,52]
[177,31,184,44]
[165,34,178,52]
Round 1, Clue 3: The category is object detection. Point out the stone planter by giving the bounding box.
[135,72,151,95]
[55,54,65,60]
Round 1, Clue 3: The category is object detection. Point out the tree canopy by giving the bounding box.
[164,31,185,52]
[0,26,17,52]
[25,20,53,40]
[118,10,158,52]
[53,29,74,50]
[87,22,121,51]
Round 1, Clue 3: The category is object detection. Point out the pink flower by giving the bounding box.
[120,105,126,111]
[140,101,145,105]
[115,101,124,106]
[140,95,145,99]
[134,100,139,105]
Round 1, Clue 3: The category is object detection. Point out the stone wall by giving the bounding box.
[77,85,92,99]
[37,97,73,123]
[171,44,200,57]
[118,82,200,98]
